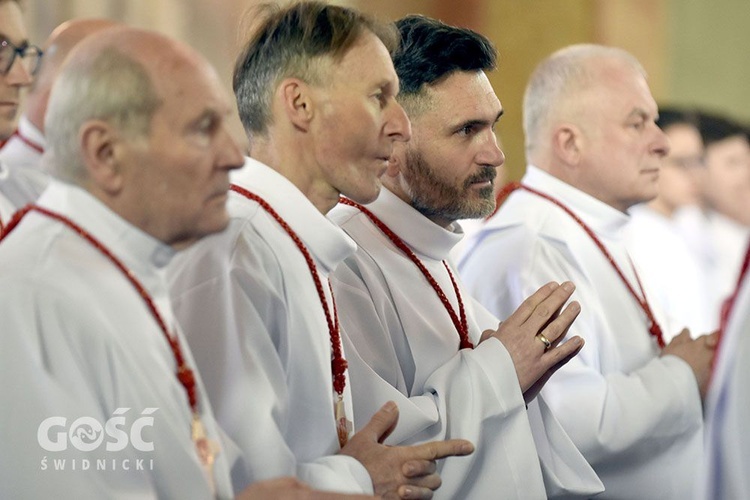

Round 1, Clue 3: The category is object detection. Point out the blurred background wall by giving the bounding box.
[21,0,750,180]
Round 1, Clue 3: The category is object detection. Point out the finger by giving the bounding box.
[479,325,499,344]
[531,336,585,392]
[402,459,436,478]
[523,281,576,332]
[398,484,435,499]
[669,328,691,345]
[506,282,559,325]
[704,331,720,349]
[540,300,581,346]
[400,472,442,493]
[357,401,399,444]
[409,439,474,461]
[543,336,584,371]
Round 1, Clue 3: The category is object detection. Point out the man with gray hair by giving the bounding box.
[0,24,376,500]
[460,44,714,497]
[169,3,473,499]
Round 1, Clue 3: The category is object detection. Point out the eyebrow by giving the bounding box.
[451,109,504,130]
[626,108,651,121]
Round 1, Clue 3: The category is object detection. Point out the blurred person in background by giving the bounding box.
[675,112,750,325]
[625,107,715,334]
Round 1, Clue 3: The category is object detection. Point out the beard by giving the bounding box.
[402,148,497,222]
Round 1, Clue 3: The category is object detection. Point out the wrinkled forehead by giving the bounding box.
[150,55,232,122]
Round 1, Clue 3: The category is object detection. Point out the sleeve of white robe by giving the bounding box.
[460,225,703,492]
[169,224,373,495]
[334,254,567,499]
[0,281,208,500]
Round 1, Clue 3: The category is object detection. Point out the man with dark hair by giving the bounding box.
[0,0,44,228]
[169,3,473,499]
[330,15,602,498]
[676,112,750,325]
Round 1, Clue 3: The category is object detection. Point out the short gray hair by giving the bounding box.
[233,1,398,137]
[523,44,645,154]
[44,47,162,183]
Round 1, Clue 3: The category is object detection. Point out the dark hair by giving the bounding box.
[393,15,496,96]
[656,106,699,131]
[697,111,748,147]
[233,1,398,136]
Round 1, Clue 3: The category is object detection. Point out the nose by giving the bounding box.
[6,56,33,87]
[384,100,411,143]
[652,123,670,158]
[477,132,505,167]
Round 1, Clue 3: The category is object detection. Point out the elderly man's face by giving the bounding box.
[0,1,33,140]
[121,56,244,249]
[308,31,411,204]
[573,60,670,212]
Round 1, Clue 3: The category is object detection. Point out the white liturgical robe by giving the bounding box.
[703,241,750,499]
[329,187,603,499]
[460,166,704,499]
[0,181,235,499]
[625,204,715,334]
[0,159,47,225]
[168,158,373,495]
[0,116,46,171]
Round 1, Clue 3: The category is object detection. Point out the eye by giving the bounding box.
[372,92,388,109]
[457,124,476,136]
[629,120,646,131]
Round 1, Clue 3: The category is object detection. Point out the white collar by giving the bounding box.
[360,187,463,262]
[522,165,631,239]
[17,115,46,149]
[231,156,357,274]
[36,180,176,272]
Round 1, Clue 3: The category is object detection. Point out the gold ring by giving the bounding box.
[536,333,552,351]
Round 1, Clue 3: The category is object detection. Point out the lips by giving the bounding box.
[465,167,497,187]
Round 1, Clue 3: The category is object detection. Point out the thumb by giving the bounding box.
[670,328,691,345]
[359,401,399,444]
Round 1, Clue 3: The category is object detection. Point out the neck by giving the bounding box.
[382,177,455,229]
[647,197,674,218]
[252,136,339,215]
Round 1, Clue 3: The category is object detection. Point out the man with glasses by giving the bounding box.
[0,0,44,228]
[0,18,118,175]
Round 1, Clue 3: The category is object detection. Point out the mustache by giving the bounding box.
[464,167,497,187]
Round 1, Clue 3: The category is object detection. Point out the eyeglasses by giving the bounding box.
[0,39,43,76]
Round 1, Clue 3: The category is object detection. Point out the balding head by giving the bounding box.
[523,44,645,160]
[46,27,243,247]
[25,18,119,131]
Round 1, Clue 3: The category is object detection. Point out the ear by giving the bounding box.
[552,123,583,166]
[78,120,125,194]
[278,77,314,132]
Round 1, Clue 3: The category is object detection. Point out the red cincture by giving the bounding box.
[230,185,350,447]
[498,182,666,348]
[0,205,202,414]
[10,129,44,154]
[339,197,473,350]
